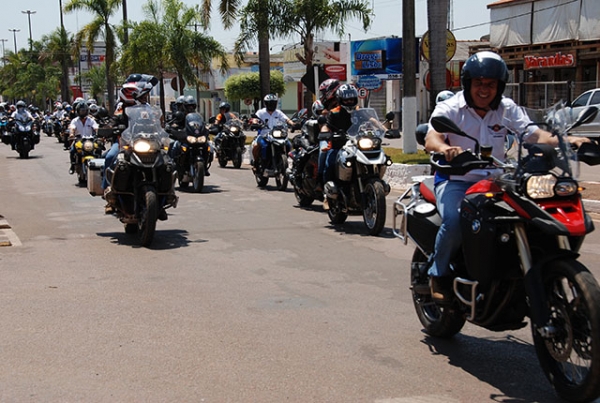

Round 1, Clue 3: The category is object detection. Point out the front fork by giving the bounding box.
[515,223,573,337]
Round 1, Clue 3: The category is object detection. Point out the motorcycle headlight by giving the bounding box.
[231,127,239,134]
[133,140,152,153]
[196,135,207,143]
[524,174,577,199]
[83,140,94,152]
[273,130,283,138]
[186,135,198,144]
[358,137,374,150]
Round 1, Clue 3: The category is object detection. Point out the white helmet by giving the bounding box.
[435,90,455,104]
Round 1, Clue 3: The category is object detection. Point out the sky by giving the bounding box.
[0,0,491,54]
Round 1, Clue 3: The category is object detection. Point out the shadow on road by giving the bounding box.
[422,333,563,402]
[97,229,203,250]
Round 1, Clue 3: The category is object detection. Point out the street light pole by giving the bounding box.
[22,10,37,50]
[8,29,20,53]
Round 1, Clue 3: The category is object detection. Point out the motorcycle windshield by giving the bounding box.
[121,105,168,146]
[515,101,580,179]
[347,108,386,138]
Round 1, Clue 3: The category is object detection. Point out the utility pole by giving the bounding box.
[122,0,128,46]
[8,29,20,53]
[0,39,7,66]
[402,0,417,153]
[22,10,37,51]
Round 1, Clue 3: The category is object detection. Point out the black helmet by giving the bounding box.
[461,51,508,110]
[219,102,231,112]
[319,79,340,110]
[76,102,89,117]
[184,95,197,112]
[335,84,358,112]
[415,123,429,147]
[263,94,278,112]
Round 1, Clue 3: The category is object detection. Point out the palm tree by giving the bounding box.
[39,27,74,103]
[235,0,372,107]
[119,0,229,115]
[64,0,121,113]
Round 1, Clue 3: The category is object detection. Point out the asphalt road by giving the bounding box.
[1,135,600,402]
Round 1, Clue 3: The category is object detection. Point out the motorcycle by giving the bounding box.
[103,104,178,247]
[42,118,54,136]
[323,108,392,236]
[393,103,600,403]
[172,112,213,193]
[288,119,323,206]
[214,120,246,169]
[251,118,291,191]
[8,116,40,159]
[72,133,105,185]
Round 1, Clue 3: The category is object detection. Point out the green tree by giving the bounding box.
[119,0,229,114]
[64,0,121,113]
[81,64,107,103]
[224,70,285,110]
[39,28,74,103]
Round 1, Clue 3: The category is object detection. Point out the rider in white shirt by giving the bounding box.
[68,102,99,174]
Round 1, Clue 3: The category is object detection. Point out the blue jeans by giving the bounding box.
[102,142,120,189]
[428,180,474,278]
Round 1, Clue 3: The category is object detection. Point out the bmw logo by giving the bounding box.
[471,219,481,233]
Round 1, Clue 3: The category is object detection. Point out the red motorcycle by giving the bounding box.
[393,103,600,402]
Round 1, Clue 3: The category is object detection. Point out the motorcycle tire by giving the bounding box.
[137,186,158,247]
[363,179,386,236]
[19,148,30,159]
[411,248,466,338]
[232,146,243,169]
[532,259,600,403]
[275,154,288,191]
[125,223,138,234]
[192,161,205,193]
[218,153,228,168]
[327,197,348,225]
[294,186,314,207]
[254,162,268,188]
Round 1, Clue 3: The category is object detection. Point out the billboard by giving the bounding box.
[351,37,419,80]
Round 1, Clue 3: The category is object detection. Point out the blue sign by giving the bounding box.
[357,75,382,90]
[351,37,420,80]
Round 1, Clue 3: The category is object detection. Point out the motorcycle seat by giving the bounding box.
[420,177,436,204]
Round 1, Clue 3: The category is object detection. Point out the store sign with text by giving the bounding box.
[524,52,576,70]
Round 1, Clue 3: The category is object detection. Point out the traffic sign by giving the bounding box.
[358,88,368,99]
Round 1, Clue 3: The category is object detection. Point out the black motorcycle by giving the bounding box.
[4,115,40,159]
[251,118,291,191]
[104,105,178,247]
[289,119,323,206]
[172,113,213,193]
[214,120,246,169]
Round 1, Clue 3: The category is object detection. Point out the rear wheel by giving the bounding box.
[411,248,465,338]
[218,153,228,167]
[533,259,600,403]
[254,160,268,188]
[363,179,386,236]
[137,187,158,247]
[192,161,205,193]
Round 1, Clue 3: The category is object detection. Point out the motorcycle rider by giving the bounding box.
[213,101,243,148]
[253,94,296,167]
[319,84,359,204]
[316,79,341,191]
[424,51,590,302]
[68,102,99,174]
[102,74,158,213]
[9,100,35,150]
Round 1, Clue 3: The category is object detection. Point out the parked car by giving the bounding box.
[567,88,600,137]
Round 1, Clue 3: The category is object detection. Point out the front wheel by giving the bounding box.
[363,179,386,236]
[533,259,600,403]
[137,187,158,247]
[232,146,243,169]
[192,161,205,193]
[327,197,348,225]
[254,160,268,188]
[411,248,465,338]
[275,153,288,191]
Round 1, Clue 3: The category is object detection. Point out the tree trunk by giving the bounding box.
[427,0,449,114]
[257,0,270,104]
